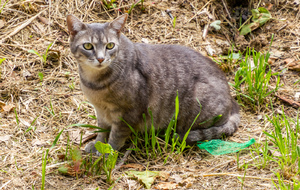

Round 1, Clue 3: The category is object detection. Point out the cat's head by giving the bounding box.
[66,14,128,69]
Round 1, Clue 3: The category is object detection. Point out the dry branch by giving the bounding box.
[275,95,300,108]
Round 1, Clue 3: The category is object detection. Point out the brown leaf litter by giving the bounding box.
[0,0,299,189]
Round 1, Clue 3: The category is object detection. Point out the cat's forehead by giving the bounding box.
[87,23,117,43]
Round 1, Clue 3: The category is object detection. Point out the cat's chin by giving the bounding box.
[94,64,109,70]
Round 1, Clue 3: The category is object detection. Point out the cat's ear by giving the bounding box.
[66,15,86,37]
[109,14,128,33]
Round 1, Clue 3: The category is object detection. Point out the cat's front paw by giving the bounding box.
[85,141,103,156]
[85,141,97,153]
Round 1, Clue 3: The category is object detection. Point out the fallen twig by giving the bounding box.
[0,180,12,190]
[221,0,232,19]
[275,95,300,108]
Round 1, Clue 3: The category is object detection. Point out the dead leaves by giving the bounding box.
[126,170,160,189]
[0,20,5,29]
[125,169,199,189]
[0,135,11,143]
[155,182,178,189]
[0,101,15,113]
[284,58,300,71]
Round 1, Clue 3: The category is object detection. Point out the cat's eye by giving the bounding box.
[106,42,115,50]
[83,43,93,50]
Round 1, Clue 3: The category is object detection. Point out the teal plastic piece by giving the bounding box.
[197,138,256,155]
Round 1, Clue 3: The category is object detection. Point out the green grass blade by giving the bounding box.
[14,108,19,126]
[68,123,110,132]
[51,128,65,148]
[41,149,49,190]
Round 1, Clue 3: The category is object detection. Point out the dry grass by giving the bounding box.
[0,0,299,189]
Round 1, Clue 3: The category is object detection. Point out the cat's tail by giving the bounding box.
[185,99,240,144]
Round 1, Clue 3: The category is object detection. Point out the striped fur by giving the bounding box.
[67,14,240,152]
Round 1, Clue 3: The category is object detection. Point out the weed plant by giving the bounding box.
[28,43,53,64]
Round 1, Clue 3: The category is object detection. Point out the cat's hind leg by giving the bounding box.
[184,100,240,144]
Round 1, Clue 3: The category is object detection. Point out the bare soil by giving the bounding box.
[0,0,299,189]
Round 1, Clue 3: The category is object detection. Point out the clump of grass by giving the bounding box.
[264,110,300,180]
[230,46,280,111]
[240,109,300,188]
[122,93,200,164]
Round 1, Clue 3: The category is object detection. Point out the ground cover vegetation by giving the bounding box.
[0,0,299,189]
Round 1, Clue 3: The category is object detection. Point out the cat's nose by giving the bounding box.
[97,58,104,63]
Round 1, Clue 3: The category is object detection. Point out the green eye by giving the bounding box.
[83,43,93,50]
[106,42,115,50]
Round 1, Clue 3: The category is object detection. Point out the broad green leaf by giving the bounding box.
[241,7,271,35]
[210,20,221,30]
[58,165,68,174]
[95,141,113,154]
[71,147,82,161]
[251,9,260,19]
[222,53,241,60]
[252,8,271,25]
[258,7,270,14]
[126,170,160,189]
[240,22,259,35]
[240,24,251,35]
[107,151,118,169]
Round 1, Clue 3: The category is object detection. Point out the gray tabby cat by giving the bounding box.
[66,14,240,153]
